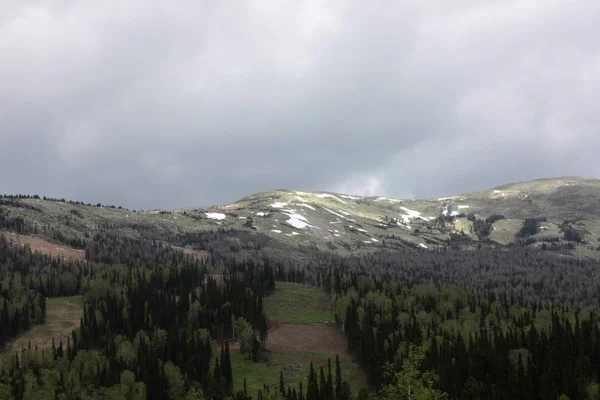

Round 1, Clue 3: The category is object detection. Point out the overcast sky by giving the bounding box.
[1,1,599,209]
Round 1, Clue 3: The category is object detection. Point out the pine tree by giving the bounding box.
[320,367,327,400]
[280,370,286,397]
[307,363,320,400]
[214,358,222,384]
[327,359,334,400]
[221,342,233,393]
[335,355,342,400]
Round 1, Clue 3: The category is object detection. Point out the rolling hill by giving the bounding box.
[2,176,600,260]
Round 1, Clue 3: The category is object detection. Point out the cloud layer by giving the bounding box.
[1,1,598,209]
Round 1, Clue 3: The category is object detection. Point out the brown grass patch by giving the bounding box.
[1,230,85,261]
[266,322,351,359]
[172,246,209,260]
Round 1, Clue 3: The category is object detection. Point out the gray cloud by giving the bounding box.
[1,1,598,209]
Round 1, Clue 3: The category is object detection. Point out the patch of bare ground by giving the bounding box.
[1,230,85,261]
[266,322,351,359]
[172,246,209,260]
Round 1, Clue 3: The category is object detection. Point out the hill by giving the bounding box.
[2,176,600,260]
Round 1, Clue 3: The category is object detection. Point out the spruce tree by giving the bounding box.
[307,363,320,400]
[280,370,286,397]
[221,342,233,393]
[320,367,327,400]
[327,359,334,400]
[335,355,342,400]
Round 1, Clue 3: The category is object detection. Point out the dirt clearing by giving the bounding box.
[1,230,85,261]
[266,322,350,359]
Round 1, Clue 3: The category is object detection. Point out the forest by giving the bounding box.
[2,225,600,399]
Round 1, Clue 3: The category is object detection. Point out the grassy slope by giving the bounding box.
[232,350,364,398]
[263,282,333,323]
[4,176,600,261]
[230,282,366,398]
[2,295,83,361]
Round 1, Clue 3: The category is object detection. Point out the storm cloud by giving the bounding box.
[1,1,598,209]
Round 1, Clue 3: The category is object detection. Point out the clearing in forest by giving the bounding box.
[0,230,86,261]
[3,295,84,356]
[230,282,366,397]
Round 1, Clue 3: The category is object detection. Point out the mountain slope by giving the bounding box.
[2,176,600,259]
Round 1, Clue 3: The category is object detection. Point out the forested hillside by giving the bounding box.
[3,180,600,399]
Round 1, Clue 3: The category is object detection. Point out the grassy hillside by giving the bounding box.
[2,176,600,259]
[263,282,332,324]
[1,295,83,362]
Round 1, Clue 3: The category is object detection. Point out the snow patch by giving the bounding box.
[399,207,430,223]
[205,212,226,220]
[315,193,347,204]
[285,232,300,237]
[270,202,288,209]
[457,205,470,209]
[282,209,313,229]
[271,229,282,233]
[357,228,368,233]
[297,202,316,211]
[450,211,460,217]
[374,196,400,204]
[256,212,267,216]
[371,238,379,242]
[337,209,352,216]
[295,191,309,196]
[419,243,428,249]
[340,194,360,200]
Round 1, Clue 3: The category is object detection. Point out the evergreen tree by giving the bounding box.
[335,355,342,400]
[280,370,286,398]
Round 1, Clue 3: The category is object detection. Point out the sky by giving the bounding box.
[1,1,599,210]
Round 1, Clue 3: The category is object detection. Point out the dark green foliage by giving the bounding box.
[563,226,583,243]
[485,214,506,224]
[0,234,274,399]
[517,218,540,237]
[85,233,187,265]
[320,262,600,399]
[280,370,286,397]
[472,218,492,238]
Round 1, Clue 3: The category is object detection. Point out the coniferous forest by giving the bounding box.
[3,227,600,399]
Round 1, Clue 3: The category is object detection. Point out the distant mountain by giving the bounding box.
[2,176,600,260]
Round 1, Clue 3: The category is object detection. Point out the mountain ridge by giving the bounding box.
[2,176,600,260]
